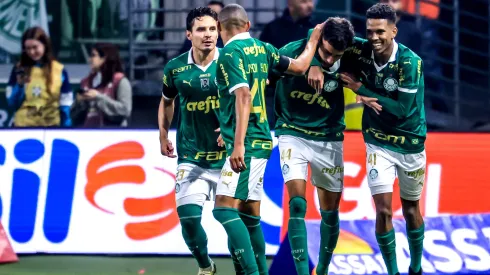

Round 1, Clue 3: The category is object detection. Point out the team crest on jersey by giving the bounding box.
[201,78,210,91]
[175,183,181,193]
[282,164,290,175]
[369,169,378,180]
[323,80,338,92]
[383,77,398,92]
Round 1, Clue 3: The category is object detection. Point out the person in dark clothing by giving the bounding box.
[177,1,224,55]
[259,0,317,49]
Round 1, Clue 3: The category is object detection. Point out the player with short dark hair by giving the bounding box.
[338,3,426,275]
[159,7,222,275]
[212,4,324,275]
[274,17,355,275]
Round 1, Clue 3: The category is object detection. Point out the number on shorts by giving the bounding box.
[176,169,185,181]
[368,153,377,166]
[281,148,292,161]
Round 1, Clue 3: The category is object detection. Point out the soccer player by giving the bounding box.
[335,4,426,275]
[158,7,223,275]
[273,17,355,275]
[212,4,324,275]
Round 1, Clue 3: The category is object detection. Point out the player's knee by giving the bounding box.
[401,201,421,222]
[376,206,393,222]
[289,196,307,218]
[177,204,203,235]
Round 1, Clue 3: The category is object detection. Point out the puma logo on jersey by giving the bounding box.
[183,80,192,86]
[225,53,233,58]
[403,60,412,65]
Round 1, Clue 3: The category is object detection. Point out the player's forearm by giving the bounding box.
[288,38,320,75]
[358,85,415,119]
[158,97,174,138]
[234,88,251,147]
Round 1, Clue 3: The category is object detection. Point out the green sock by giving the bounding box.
[376,229,399,275]
[316,210,340,275]
[239,213,268,275]
[177,204,211,268]
[213,207,259,275]
[228,238,245,275]
[288,197,309,275]
[407,223,425,273]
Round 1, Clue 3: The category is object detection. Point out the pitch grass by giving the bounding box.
[0,255,273,275]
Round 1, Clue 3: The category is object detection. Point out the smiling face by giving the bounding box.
[187,15,218,53]
[366,18,397,55]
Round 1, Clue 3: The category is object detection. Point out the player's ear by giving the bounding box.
[245,21,251,32]
[392,25,398,39]
[186,30,192,41]
[218,21,222,32]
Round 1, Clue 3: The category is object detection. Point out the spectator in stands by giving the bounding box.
[71,43,132,127]
[6,27,73,127]
[380,0,447,112]
[177,1,224,55]
[259,0,316,49]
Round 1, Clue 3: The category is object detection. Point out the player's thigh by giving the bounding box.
[246,157,269,202]
[216,157,264,202]
[395,150,426,201]
[365,143,397,196]
[175,163,213,207]
[278,135,309,183]
[310,141,345,193]
[201,168,221,201]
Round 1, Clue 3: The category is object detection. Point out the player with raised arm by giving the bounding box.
[158,7,223,275]
[309,3,426,275]
[272,17,355,275]
[212,4,324,275]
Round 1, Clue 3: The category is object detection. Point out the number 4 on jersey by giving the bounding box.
[250,78,267,123]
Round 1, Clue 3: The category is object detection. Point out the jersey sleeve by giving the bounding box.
[265,42,290,74]
[357,56,422,119]
[162,63,178,99]
[218,48,249,94]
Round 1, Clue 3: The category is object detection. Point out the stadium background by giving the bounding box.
[1,0,490,274]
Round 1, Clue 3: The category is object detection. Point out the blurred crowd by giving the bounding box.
[2,0,449,129]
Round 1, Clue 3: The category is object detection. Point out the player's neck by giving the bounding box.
[374,42,395,66]
[192,48,215,67]
[222,29,246,45]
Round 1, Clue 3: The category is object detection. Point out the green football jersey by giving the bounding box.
[162,49,225,169]
[343,37,427,154]
[274,38,345,141]
[216,32,282,159]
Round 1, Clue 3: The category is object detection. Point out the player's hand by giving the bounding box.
[358,95,383,115]
[340,73,362,92]
[230,145,246,173]
[310,21,326,42]
[215,128,225,147]
[308,66,324,94]
[159,136,177,158]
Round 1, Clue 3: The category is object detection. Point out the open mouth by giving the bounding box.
[371,41,383,50]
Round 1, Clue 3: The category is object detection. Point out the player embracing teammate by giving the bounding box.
[160,3,426,275]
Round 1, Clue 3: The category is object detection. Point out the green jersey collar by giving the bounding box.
[371,40,398,72]
[187,47,220,71]
[225,32,252,46]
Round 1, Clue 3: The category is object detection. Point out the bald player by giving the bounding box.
[212,4,324,275]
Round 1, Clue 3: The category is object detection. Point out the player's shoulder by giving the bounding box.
[397,43,423,64]
[346,37,370,55]
[164,52,188,71]
[279,39,306,56]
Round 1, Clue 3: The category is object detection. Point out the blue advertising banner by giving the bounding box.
[272,214,490,274]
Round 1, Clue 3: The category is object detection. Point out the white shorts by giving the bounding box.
[216,156,268,201]
[175,163,220,207]
[366,143,426,201]
[278,135,344,192]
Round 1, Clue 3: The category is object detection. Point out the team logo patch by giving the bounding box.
[282,164,290,175]
[323,80,338,92]
[383,77,398,92]
[175,183,181,193]
[369,169,378,180]
[201,78,210,91]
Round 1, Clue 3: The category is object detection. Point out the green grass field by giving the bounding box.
[0,255,273,275]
